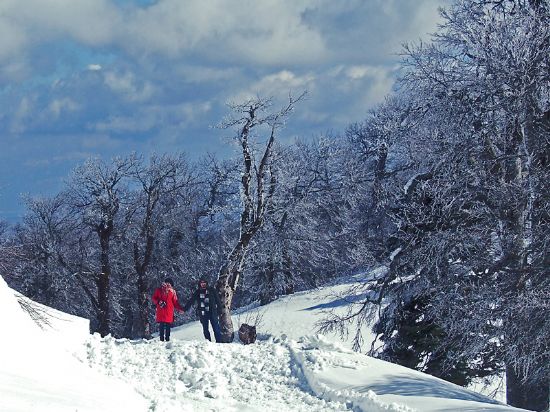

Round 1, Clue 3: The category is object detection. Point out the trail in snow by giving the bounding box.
[82,334,414,412]
[83,335,350,412]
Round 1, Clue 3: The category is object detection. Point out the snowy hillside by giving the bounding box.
[172,274,378,347]
[0,276,149,412]
[0,275,529,412]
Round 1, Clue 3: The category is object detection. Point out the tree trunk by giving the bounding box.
[282,247,294,295]
[121,296,135,338]
[216,279,236,342]
[216,238,250,342]
[97,228,111,337]
[507,366,549,411]
[503,114,548,410]
[137,268,151,339]
[134,233,154,339]
[259,258,275,306]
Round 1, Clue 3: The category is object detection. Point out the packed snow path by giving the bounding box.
[82,335,410,412]
[85,336,350,412]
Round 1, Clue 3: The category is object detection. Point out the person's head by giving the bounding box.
[163,278,174,288]
[198,279,208,289]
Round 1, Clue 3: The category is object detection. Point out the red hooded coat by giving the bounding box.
[152,284,183,323]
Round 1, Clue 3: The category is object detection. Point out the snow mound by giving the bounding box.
[81,332,420,412]
[287,335,415,412]
[0,275,149,412]
[12,291,90,357]
[285,335,522,412]
[167,280,527,412]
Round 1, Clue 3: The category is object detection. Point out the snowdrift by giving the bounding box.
[0,275,148,412]
[1,274,529,412]
[167,280,527,412]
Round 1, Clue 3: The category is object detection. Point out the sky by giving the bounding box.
[0,0,446,222]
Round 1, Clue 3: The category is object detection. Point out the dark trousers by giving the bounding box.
[200,312,222,342]
[159,322,172,341]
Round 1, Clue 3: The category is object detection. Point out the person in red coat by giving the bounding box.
[152,278,183,341]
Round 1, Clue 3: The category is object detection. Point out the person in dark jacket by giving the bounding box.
[183,279,222,342]
[152,278,183,342]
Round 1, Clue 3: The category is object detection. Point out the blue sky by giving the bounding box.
[0,0,445,221]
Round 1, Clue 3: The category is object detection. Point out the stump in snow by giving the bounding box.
[238,323,257,345]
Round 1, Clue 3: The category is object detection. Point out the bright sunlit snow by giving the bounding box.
[0,275,149,412]
[0,274,529,412]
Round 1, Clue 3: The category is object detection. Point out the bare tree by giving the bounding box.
[0,220,13,274]
[67,156,136,337]
[125,154,194,338]
[245,137,364,306]
[215,93,305,342]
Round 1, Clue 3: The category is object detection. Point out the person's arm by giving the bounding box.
[182,289,198,312]
[173,290,184,312]
[152,288,160,306]
[211,287,222,311]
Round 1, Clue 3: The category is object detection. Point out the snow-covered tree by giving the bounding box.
[215,93,305,342]
[244,137,367,306]
[8,196,86,314]
[322,1,549,409]
[67,156,137,337]
[0,220,16,276]
[123,154,195,338]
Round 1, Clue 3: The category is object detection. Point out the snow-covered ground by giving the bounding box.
[0,274,529,412]
[172,275,378,347]
[0,276,149,412]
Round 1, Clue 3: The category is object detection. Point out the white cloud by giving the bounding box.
[118,0,328,65]
[343,65,396,104]
[406,0,445,41]
[93,113,157,133]
[0,0,446,78]
[175,65,240,84]
[331,64,396,119]
[0,59,30,83]
[10,96,35,134]
[0,0,328,67]
[0,17,26,59]
[0,0,120,46]
[81,134,125,150]
[104,70,155,102]
[260,70,316,91]
[231,70,315,104]
[91,100,212,134]
[88,64,102,71]
[345,65,380,80]
[177,101,213,125]
[48,98,81,119]
[23,151,93,167]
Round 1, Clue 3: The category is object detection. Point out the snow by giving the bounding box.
[12,291,90,358]
[0,275,149,412]
[403,173,421,194]
[173,280,377,347]
[0,274,529,412]
[389,247,402,262]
